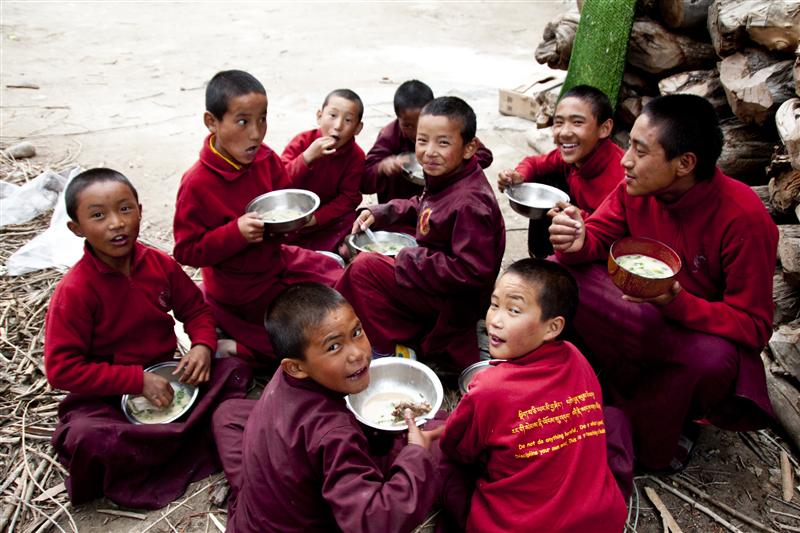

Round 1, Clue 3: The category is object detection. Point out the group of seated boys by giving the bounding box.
[42,68,778,532]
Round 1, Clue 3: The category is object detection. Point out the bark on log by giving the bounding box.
[708,0,800,57]
[618,96,653,127]
[762,351,800,453]
[657,0,714,30]
[718,117,774,183]
[719,49,795,126]
[753,184,798,224]
[770,323,800,378]
[628,18,717,75]
[769,168,800,213]
[658,69,731,116]
[777,98,800,170]
[794,47,799,96]
[774,273,800,324]
[779,225,800,288]
[535,11,581,71]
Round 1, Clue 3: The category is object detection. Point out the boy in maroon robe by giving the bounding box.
[213,283,444,533]
[336,96,506,370]
[363,80,493,203]
[45,168,251,508]
[441,259,627,532]
[498,85,623,258]
[173,70,342,365]
[550,94,779,471]
[281,89,364,252]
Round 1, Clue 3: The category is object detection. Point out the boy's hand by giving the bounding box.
[549,205,585,253]
[238,212,265,243]
[175,344,212,385]
[305,215,317,228]
[142,371,174,408]
[351,210,375,235]
[377,155,405,177]
[302,136,337,165]
[497,169,523,192]
[405,409,444,450]
[623,281,682,307]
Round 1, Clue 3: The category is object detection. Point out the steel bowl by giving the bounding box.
[346,358,443,432]
[345,231,417,257]
[458,360,493,395]
[315,250,346,268]
[505,183,570,220]
[121,361,199,425]
[608,236,682,299]
[245,189,320,233]
[400,152,425,186]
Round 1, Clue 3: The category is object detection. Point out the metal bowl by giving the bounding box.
[608,236,682,299]
[505,183,570,220]
[315,250,346,268]
[400,152,425,186]
[245,189,320,233]
[121,361,199,425]
[345,231,417,257]
[458,360,492,395]
[346,358,443,432]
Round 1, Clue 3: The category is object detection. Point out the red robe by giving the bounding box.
[173,135,342,360]
[441,341,627,532]
[363,118,494,202]
[280,129,363,251]
[336,158,505,369]
[556,169,778,468]
[218,370,441,533]
[45,242,251,507]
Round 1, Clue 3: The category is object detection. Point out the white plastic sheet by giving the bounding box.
[0,167,74,227]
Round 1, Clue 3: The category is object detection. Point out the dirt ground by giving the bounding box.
[2,2,799,532]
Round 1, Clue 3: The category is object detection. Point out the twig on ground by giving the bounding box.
[644,485,684,533]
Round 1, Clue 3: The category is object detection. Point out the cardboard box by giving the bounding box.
[498,73,566,123]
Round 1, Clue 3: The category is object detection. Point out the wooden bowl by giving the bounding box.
[607,237,681,299]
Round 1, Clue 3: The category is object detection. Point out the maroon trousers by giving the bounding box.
[335,253,480,370]
[51,357,252,509]
[563,262,740,469]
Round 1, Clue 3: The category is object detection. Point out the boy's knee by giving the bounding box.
[689,335,738,385]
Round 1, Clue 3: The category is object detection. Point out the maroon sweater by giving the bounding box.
[45,242,217,395]
[281,128,364,227]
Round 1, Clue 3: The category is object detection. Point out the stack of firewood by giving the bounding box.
[536,0,800,450]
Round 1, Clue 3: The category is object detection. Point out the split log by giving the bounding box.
[795,47,799,96]
[719,49,795,126]
[623,71,652,94]
[618,96,653,127]
[718,117,774,183]
[776,98,800,170]
[534,11,580,71]
[769,168,800,213]
[769,322,800,379]
[763,352,800,453]
[627,18,717,75]
[779,225,800,287]
[753,184,786,222]
[708,0,800,57]
[658,69,731,117]
[657,0,713,30]
[774,273,800,325]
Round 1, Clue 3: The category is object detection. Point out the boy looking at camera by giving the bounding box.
[280,89,365,252]
[440,259,627,532]
[45,168,250,508]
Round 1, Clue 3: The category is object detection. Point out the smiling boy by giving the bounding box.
[212,283,443,533]
[173,70,342,364]
[45,168,250,508]
[336,96,505,370]
[280,89,365,252]
[550,94,779,471]
[440,259,627,532]
[498,85,623,258]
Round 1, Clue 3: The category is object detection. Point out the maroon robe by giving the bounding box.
[214,370,441,533]
[556,169,779,469]
[173,135,342,361]
[281,129,363,252]
[336,157,505,369]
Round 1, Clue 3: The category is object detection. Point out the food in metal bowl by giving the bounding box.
[400,152,425,186]
[260,208,304,223]
[245,189,320,233]
[505,183,570,220]
[121,362,199,425]
[345,231,417,257]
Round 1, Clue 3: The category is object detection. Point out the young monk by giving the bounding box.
[212,283,444,533]
[363,80,494,203]
[45,168,251,508]
[336,96,506,370]
[173,70,342,364]
[281,89,364,252]
[441,259,627,532]
[498,84,623,258]
[550,94,779,471]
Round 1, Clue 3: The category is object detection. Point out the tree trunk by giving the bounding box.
[658,68,731,116]
[718,117,775,183]
[777,98,800,170]
[719,48,795,126]
[628,18,717,75]
[657,0,714,30]
[708,0,800,56]
[534,11,580,71]
[762,351,800,453]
